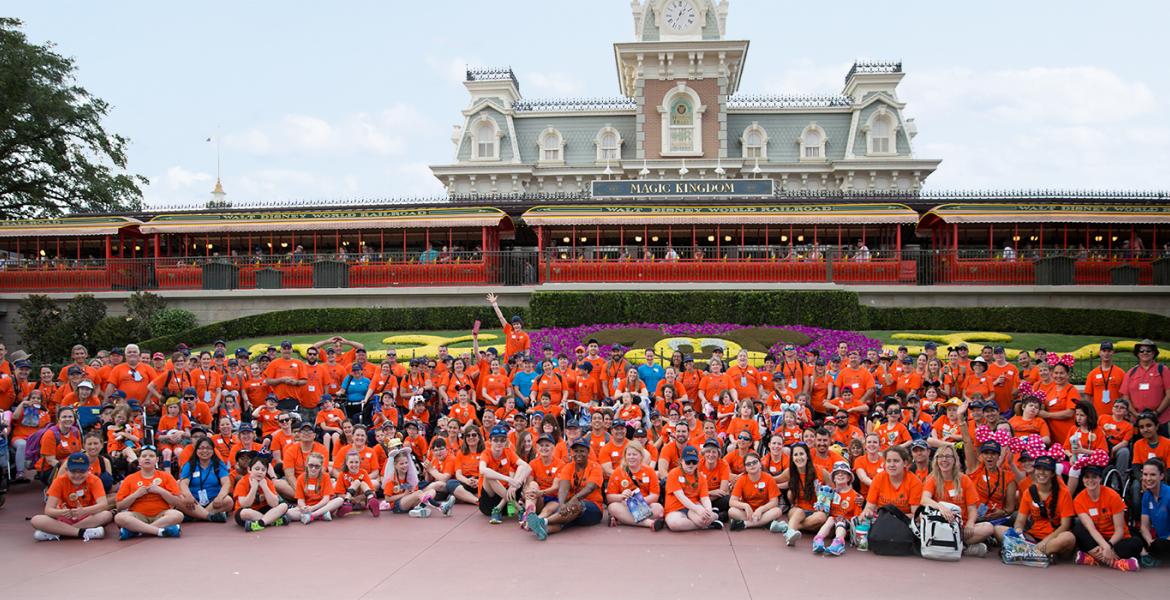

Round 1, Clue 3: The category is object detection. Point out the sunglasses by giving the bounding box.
[683,459,699,466]
[466,433,480,437]
[744,460,760,467]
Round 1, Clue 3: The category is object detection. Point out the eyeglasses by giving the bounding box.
[466,433,480,437]
[744,460,760,467]
[683,459,699,466]
[307,464,322,469]
[1138,349,1155,354]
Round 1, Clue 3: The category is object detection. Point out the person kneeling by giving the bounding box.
[113,446,184,540]
[31,453,113,541]
[526,438,603,540]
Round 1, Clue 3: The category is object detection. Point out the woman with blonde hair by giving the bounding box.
[920,444,995,556]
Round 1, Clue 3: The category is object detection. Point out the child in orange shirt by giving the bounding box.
[811,461,862,556]
[726,400,761,443]
[315,395,347,458]
[156,397,190,468]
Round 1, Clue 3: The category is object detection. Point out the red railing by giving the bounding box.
[544,258,916,284]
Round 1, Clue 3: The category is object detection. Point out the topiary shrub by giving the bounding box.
[149,308,198,338]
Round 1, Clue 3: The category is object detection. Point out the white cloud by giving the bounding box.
[222,103,431,157]
[143,166,214,207]
[526,71,584,96]
[426,55,481,86]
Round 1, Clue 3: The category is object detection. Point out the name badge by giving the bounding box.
[307,484,317,491]
[308,386,315,392]
[501,458,508,465]
[1102,390,1111,404]
[678,476,687,483]
[1048,399,1058,406]
[789,379,798,389]
[757,481,766,489]
[192,471,201,478]
[740,377,748,387]
[1096,374,1102,379]
[948,489,957,497]
[1088,508,1099,516]
[1139,383,1151,391]
[851,383,859,389]
[621,480,629,488]
[642,476,650,483]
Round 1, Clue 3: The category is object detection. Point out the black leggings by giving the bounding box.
[1073,521,1143,559]
[1112,536,1170,560]
[710,495,731,522]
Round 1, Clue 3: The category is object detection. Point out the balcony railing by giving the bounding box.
[1,249,1168,292]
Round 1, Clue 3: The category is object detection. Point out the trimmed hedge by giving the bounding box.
[139,291,1170,350]
[528,291,867,329]
[139,306,528,351]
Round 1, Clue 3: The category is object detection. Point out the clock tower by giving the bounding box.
[620,0,744,163]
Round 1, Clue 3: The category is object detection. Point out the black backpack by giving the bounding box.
[869,505,919,556]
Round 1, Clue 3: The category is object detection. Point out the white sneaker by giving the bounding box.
[321,511,332,522]
[409,505,432,518]
[300,513,312,525]
[963,542,988,558]
[769,520,788,534]
[34,530,61,542]
[82,527,105,541]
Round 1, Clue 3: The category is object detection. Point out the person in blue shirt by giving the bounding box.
[1137,458,1170,567]
[534,343,557,375]
[338,363,372,423]
[637,349,666,399]
[511,356,539,408]
[178,437,232,522]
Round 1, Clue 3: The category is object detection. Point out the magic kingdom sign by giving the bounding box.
[591,179,775,198]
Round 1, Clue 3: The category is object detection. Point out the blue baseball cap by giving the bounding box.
[681,445,699,463]
[490,425,509,439]
[66,452,90,472]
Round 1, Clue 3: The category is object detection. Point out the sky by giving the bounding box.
[12,0,1170,208]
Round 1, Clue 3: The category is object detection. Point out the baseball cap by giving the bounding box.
[67,365,83,376]
[992,346,1005,354]
[1033,456,1057,472]
[1099,341,1114,350]
[280,340,292,348]
[235,347,250,357]
[490,425,509,439]
[633,428,648,438]
[151,352,166,360]
[511,314,523,323]
[570,438,590,451]
[238,423,254,433]
[910,439,929,450]
[537,434,556,445]
[298,423,314,432]
[77,380,94,389]
[66,452,90,472]
[979,440,1002,454]
[109,347,124,356]
[564,419,580,429]
[13,359,31,369]
[182,387,197,397]
[702,438,720,450]
[213,339,226,346]
[924,341,938,350]
[681,445,699,463]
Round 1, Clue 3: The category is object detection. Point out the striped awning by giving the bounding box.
[140,207,509,234]
[522,204,919,226]
[920,203,1170,227]
[0,216,142,238]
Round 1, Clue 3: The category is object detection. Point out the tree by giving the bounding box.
[15,293,107,362]
[0,18,146,218]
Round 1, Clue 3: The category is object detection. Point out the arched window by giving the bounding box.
[740,122,768,160]
[594,125,623,162]
[799,123,827,161]
[659,83,704,156]
[538,127,563,163]
[864,108,899,156]
[471,114,500,161]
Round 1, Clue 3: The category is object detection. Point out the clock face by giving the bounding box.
[663,0,697,32]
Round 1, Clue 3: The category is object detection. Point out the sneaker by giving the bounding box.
[33,530,61,542]
[1074,551,1099,567]
[812,536,826,554]
[652,518,666,532]
[208,512,228,523]
[160,524,181,538]
[244,520,265,533]
[338,501,355,518]
[440,495,456,516]
[82,527,105,541]
[769,520,788,534]
[828,539,846,556]
[963,542,988,558]
[1112,558,1140,572]
[1140,555,1161,569]
[321,511,333,522]
[271,517,288,527]
[730,519,746,532]
[300,513,312,525]
[379,500,392,511]
[506,500,518,517]
[366,498,380,517]
[489,507,502,524]
[707,520,723,530]
[409,505,432,518]
[784,528,802,546]
[527,513,548,541]
[118,527,140,541]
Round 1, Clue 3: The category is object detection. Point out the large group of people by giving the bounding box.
[1,294,1168,572]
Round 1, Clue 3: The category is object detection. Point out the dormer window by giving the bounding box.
[741,122,768,160]
[594,126,623,162]
[538,127,564,164]
[864,107,899,156]
[799,123,827,161]
[470,114,501,161]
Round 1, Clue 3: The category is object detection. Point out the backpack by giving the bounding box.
[24,424,68,464]
[868,505,919,556]
[917,503,964,561]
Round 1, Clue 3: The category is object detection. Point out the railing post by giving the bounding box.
[826,247,834,283]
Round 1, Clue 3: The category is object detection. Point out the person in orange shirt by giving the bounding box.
[726,350,761,401]
[772,443,826,545]
[522,433,565,522]
[480,358,511,409]
[728,451,781,531]
[242,363,270,410]
[288,452,345,524]
[996,456,1076,558]
[835,351,876,407]
[37,406,82,476]
[605,442,663,528]
[1010,396,1052,442]
[1041,362,1080,444]
[699,358,735,411]
[315,395,347,457]
[282,423,328,497]
[301,346,335,421]
[525,438,604,540]
[861,446,923,520]
[1017,351,1040,385]
[57,344,98,385]
[488,293,529,358]
[920,444,995,553]
[113,446,185,539]
[812,461,864,556]
[660,445,719,532]
[30,453,113,541]
[330,426,385,488]
[264,341,307,411]
[479,425,531,523]
[1072,465,1142,570]
[233,456,290,532]
[808,358,834,416]
[1083,342,1125,418]
[823,386,867,429]
[873,398,913,450]
[1099,399,1134,465]
[852,433,885,495]
[1131,411,1170,466]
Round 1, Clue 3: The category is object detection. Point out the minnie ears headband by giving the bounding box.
[974,425,1064,460]
[1045,353,1075,368]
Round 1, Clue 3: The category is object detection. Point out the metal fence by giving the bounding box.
[1,249,1168,292]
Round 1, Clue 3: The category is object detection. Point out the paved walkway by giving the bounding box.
[0,484,1159,599]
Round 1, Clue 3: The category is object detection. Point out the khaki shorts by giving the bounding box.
[127,511,165,524]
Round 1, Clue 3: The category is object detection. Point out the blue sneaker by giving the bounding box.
[827,539,846,556]
[118,527,140,541]
[812,536,826,554]
[160,524,181,538]
[526,513,548,541]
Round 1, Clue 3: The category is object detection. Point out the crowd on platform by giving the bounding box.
[1,295,1168,571]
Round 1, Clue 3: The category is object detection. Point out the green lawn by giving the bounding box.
[861,330,1169,352]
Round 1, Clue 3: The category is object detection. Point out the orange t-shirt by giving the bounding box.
[335,469,374,493]
[1073,487,1126,539]
[233,476,279,510]
[970,464,1012,511]
[762,452,790,478]
[852,453,885,495]
[835,366,875,399]
[607,464,660,499]
[873,422,911,450]
[503,323,530,358]
[830,487,864,519]
[731,473,780,509]
[1082,364,1125,418]
[921,473,979,512]
[264,358,307,402]
[726,364,760,400]
[698,458,732,492]
[1132,436,1170,465]
[865,471,923,515]
[479,447,521,491]
[556,459,604,505]
[1008,416,1051,440]
[1044,384,1080,443]
[528,455,564,490]
[117,470,181,517]
[107,362,158,401]
[664,467,709,513]
[331,444,385,474]
[726,417,760,442]
[296,473,335,506]
[481,373,510,404]
[1018,484,1074,539]
[282,442,328,479]
[48,473,106,509]
[700,372,732,402]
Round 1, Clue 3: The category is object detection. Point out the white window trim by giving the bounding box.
[740,121,768,161]
[798,122,828,162]
[594,125,623,163]
[658,82,705,157]
[469,113,502,162]
[537,126,565,166]
[862,106,899,157]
